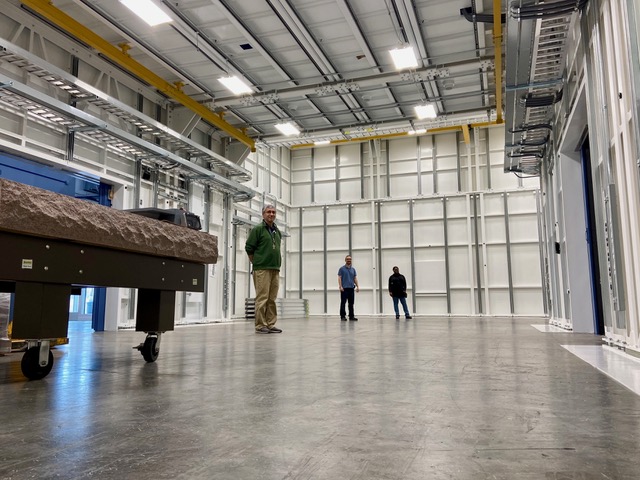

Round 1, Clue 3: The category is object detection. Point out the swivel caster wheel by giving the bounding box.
[21,346,54,380]
[137,334,160,363]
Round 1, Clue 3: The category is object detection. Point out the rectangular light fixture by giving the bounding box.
[218,76,253,95]
[275,122,300,136]
[414,104,437,119]
[314,140,330,146]
[120,0,172,26]
[390,46,418,70]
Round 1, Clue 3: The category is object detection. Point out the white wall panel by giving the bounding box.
[438,171,459,194]
[287,247,301,297]
[417,295,448,315]
[389,137,416,159]
[302,252,324,289]
[340,165,361,178]
[306,291,326,315]
[450,290,473,314]
[435,133,458,156]
[315,182,337,203]
[486,245,509,286]
[302,226,325,251]
[339,144,361,164]
[511,242,542,281]
[291,151,312,169]
[380,201,410,221]
[284,127,544,317]
[340,179,361,201]
[484,217,507,243]
[326,204,350,224]
[521,177,540,189]
[292,170,310,183]
[508,215,539,243]
[326,225,350,248]
[314,148,336,168]
[489,290,511,315]
[514,289,544,315]
[381,251,412,278]
[292,184,311,205]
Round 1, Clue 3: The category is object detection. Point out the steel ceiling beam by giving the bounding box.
[265,0,369,124]
[335,0,380,72]
[21,0,256,151]
[214,56,493,108]
[192,0,295,85]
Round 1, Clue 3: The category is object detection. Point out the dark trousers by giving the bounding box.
[340,288,355,319]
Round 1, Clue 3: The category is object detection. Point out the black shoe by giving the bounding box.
[405,316,412,319]
[349,317,358,321]
[341,317,347,321]
[269,327,283,333]
[255,327,271,334]
[396,315,400,320]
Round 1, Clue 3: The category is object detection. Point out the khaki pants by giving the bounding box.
[253,269,279,329]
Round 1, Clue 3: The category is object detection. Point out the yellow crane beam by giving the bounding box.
[21,0,256,151]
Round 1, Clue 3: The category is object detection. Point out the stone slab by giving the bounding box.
[0,178,217,264]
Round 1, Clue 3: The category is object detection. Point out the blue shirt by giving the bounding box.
[338,265,357,288]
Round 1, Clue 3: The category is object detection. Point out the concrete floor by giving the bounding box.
[0,317,639,480]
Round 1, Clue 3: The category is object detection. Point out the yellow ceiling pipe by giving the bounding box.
[493,0,504,124]
[21,0,256,151]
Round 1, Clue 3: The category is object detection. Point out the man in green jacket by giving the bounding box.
[245,204,283,334]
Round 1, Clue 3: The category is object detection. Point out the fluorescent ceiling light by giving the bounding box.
[414,128,427,134]
[314,140,330,146]
[218,76,253,95]
[120,0,172,26]
[275,122,300,136]
[414,104,437,119]
[390,46,418,70]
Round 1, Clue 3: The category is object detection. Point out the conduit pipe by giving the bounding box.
[21,0,256,151]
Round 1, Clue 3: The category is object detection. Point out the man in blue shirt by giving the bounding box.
[337,255,359,321]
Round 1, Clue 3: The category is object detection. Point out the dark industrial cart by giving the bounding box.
[0,230,206,380]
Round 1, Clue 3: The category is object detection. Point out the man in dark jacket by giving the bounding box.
[245,204,282,334]
[388,266,412,320]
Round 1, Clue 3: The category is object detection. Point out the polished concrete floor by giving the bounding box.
[1,317,639,480]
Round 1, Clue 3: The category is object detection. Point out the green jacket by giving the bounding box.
[245,221,282,270]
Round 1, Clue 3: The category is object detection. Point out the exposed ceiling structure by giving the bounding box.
[504,0,588,176]
[5,0,503,151]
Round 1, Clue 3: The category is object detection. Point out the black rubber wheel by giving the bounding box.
[141,337,159,363]
[21,346,54,380]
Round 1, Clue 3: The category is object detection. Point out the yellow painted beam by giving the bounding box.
[21,0,256,151]
[493,0,504,124]
[462,124,471,144]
